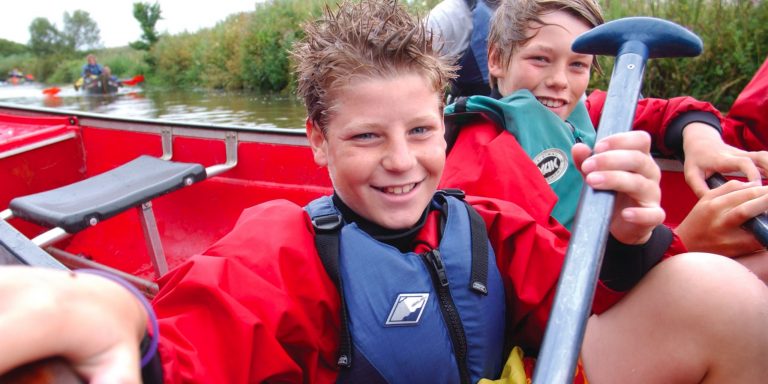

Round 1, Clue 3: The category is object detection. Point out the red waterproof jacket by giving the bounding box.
[441,91,725,227]
[584,90,725,156]
[722,58,768,151]
[152,196,628,383]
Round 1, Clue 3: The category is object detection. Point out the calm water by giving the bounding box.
[0,82,308,130]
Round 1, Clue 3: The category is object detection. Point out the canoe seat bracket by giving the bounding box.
[205,131,239,177]
[160,127,173,161]
[5,155,206,278]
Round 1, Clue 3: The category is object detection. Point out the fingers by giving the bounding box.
[0,267,146,382]
[593,130,652,154]
[721,155,763,184]
[683,146,768,197]
[81,343,143,384]
[577,132,663,244]
[708,182,768,223]
[744,150,768,179]
[621,206,666,227]
[581,148,661,201]
[580,132,656,177]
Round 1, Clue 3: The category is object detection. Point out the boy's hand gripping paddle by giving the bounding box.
[532,17,703,384]
[706,173,768,247]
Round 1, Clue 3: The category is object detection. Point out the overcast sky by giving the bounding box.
[1,0,265,48]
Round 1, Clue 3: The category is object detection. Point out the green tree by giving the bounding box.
[63,10,102,51]
[130,2,162,51]
[28,18,65,56]
[0,38,28,56]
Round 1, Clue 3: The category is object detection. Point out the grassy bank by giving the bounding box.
[145,0,765,110]
[5,0,765,111]
[594,0,767,111]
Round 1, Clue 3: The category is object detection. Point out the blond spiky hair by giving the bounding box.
[291,0,457,132]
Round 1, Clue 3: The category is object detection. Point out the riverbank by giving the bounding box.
[2,0,766,110]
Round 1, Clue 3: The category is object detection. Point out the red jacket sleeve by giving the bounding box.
[723,58,768,151]
[441,115,559,226]
[586,89,725,156]
[467,196,625,350]
[152,200,341,383]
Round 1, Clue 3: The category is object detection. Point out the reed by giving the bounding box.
[592,0,767,111]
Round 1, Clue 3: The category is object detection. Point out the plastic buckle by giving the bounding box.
[312,214,343,232]
[437,188,466,200]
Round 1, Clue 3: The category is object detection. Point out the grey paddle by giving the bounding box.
[532,17,703,384]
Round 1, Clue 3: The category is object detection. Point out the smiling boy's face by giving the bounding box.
[307,73,446,230]
[489,10,593,120]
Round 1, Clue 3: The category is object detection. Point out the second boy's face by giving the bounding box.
[489,10,593,120]
[307,73,446,230]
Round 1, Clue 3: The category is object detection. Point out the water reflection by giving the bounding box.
[0,82,307,130]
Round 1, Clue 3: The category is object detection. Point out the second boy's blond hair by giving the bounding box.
[488,0,605,90]
[291,0,457,133]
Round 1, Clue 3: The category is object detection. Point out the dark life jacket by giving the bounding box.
[451,0,494,98]
[306,190,506,384]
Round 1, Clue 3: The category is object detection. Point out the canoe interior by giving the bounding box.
[0,104,711,281]
[0,106,332,280]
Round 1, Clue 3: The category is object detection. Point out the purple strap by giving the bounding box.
[76,269,159,367]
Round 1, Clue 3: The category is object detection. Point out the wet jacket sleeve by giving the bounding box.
[469,196,687,350]
[151,200,341,383]
[585,89,725,156]
[722,58,768,151]
[441,117,560,226]
[467,196,620,349]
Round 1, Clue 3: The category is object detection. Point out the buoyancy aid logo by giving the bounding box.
[385,293,429,326]
[533,148,568,184]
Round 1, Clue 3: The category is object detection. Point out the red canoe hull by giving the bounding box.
[0,103,705,282]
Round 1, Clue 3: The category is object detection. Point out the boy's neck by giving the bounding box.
[332,193,429,253]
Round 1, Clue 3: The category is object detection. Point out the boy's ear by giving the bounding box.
[487,48,505,80]
[306,118,328,167]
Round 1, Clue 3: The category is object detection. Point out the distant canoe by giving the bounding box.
[79,75,120,95]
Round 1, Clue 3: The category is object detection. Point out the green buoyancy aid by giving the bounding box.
[445,89,596,229]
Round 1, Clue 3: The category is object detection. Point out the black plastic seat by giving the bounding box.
[9,155,206,233]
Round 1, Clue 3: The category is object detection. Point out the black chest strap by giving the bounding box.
[311,213,353,368]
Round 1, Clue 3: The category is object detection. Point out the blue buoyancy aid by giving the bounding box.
[453,0,494,97]
[306,191,506,384]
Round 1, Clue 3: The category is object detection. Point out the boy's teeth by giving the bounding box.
[385,183,415,195]
[539,98,564,108]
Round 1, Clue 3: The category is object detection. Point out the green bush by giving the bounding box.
[239,0,328,93]
[0,53,36,79]
[591,0,767,111]
[22,0,762,106]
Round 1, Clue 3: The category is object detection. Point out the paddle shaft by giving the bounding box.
[706,173,768,247]
[532,48,647,384]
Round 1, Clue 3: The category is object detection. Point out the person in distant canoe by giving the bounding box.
[102,66,122,86]
[7,68,24,84]
[7,68,23,78]
[81,54,103,77]
[75,54,104,91]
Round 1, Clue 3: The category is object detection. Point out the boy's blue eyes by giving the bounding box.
[353,132,376,140]
[528,55,590,70]
[351,127,431,140]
